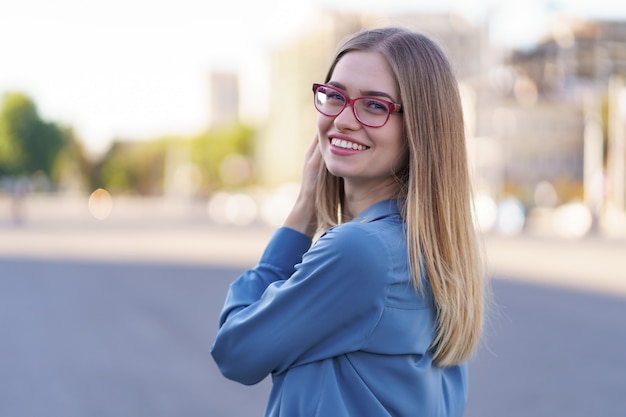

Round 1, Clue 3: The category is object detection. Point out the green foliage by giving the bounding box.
[96,139,169,194]
[94,122,257,194]
[0,90,258,195]
[51,127,94,191]
[191,122,256,189]
[0,92,67,179]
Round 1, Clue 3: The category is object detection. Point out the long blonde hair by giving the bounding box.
[315,27,484,367]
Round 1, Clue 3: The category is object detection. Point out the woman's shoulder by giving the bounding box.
[316,218,402,258]
[322,220,379,243]
[303,224,391,289]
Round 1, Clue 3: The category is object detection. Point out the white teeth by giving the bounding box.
[331,138,367,151]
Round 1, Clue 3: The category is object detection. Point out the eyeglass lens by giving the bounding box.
[314,86,391,127]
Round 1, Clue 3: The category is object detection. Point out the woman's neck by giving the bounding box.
[342,179,399,221]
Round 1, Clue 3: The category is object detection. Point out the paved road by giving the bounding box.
[0,257,269,417]
[1,255,625,417]
[466,278,626,417]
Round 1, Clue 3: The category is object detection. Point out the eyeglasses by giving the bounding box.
[312,83,402,128]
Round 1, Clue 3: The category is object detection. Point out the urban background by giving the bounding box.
[1,2,626,417]
[1,7,625,237]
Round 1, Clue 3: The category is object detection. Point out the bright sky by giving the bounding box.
[1,0,625,155]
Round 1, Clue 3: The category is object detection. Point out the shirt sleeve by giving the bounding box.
[216,227,313,327]
[210,223,390,385]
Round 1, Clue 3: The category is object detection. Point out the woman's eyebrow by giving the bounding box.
[327,81,397,102]
[361,89,396,102]
[327,80,346,90]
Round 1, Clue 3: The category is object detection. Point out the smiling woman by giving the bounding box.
[211,27,486,417]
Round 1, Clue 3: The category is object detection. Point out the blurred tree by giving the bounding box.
[96,139,169,194]
[0,92,67,179]
[93,122,257,195]
[192,122,256,190]
[51,127,93,192]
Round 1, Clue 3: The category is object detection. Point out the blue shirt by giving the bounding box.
[211,200,468,417]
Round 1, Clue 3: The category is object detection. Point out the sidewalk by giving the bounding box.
[1,194,625,297]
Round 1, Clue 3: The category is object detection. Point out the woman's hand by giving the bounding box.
[283,135,322,237]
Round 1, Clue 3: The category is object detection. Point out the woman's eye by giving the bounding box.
[327,92,345,102]
[366,100,389,113]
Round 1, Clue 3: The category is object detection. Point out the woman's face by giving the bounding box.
[317,51,407,197]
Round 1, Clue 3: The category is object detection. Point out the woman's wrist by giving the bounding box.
[283,199,317,237]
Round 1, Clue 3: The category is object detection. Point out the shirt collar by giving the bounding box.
[353,199,401,223]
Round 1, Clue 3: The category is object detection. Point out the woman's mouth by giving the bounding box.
[330,138,369,151]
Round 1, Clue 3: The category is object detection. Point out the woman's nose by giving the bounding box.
[333,104,362,131]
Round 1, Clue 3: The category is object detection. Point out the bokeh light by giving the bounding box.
[259,183,299,227]
[495,198,526,235]
[474,194,498,233]
[534,181,558,208]
[219,154,253,187]
[207,192,257,226]
[88,188,113,220]
[553,202,593,238]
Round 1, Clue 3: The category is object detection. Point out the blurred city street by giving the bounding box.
[3,0,626,415]
[1,195,626,417]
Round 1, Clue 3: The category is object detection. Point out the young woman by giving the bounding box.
[211,27,485,417]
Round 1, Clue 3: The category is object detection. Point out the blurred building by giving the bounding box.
[251,9,626,223]
[254,11,369,186]
[208,71,240,128]
[492,18,626,208]
[513,19,626,85]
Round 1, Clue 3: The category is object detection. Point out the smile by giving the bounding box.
[330,138,369,151]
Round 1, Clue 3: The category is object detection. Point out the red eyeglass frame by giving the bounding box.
[312,83,402,128]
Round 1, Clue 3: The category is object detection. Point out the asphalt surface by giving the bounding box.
[1,194,625,416]
[0,257,269,417]
[1,254,625,417]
